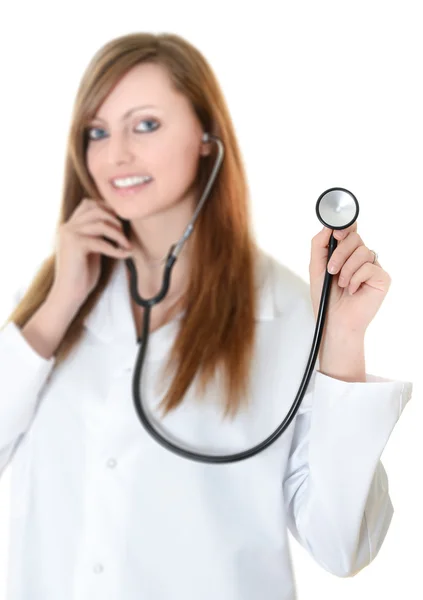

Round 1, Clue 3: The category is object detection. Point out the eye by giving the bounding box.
[85,118,159,141]
[86,126,106,141]
[135,118,160,132]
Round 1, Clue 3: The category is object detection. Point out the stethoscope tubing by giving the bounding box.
[124,234,338,464]
[121,134,347,464]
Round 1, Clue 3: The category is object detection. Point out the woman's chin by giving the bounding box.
[117,208,166,225]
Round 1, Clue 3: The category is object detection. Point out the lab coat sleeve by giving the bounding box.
[283,362,413,578]
[0,286,56,478]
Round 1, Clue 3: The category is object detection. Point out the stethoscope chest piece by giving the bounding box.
[316,187,359,230]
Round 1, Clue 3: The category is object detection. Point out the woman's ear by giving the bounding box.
[200,132,212,156]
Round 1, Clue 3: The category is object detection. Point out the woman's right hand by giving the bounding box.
[51,198,133,308]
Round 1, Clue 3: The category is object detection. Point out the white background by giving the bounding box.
[0,0,421,598]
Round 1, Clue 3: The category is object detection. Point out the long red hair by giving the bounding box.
[2,32,259,419]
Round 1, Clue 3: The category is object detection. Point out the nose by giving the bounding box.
[105,128,134,164]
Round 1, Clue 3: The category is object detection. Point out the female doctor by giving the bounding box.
[0,32,413,600]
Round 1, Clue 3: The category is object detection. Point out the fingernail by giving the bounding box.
[328,263,337,274]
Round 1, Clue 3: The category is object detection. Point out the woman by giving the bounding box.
[0,32,413,600]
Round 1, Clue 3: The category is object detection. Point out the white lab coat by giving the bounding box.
[0,248,413,600]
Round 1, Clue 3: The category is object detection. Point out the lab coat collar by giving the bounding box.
[83,247,275,347]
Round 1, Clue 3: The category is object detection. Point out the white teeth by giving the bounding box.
[112,175,152,188]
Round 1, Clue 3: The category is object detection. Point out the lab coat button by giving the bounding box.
[93,563,104,573]
[106,458,117,468]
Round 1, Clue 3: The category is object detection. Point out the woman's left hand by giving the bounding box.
[309,222,391,336]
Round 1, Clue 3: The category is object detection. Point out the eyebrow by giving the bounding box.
[89,105,158,124]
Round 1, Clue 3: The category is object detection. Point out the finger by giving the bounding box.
[94,198,120,216]
[74,206,124,231]
[327,231,363,274]
[310,222,359,276]
[371,251,381,267]
[92,200,129,232]
[337,245,376,287]
[80,236,133,258]
[74,198,118,219]
[72,197,100,216]
[349,263,391,295]
[78,222,132,250]
[332,221,358,241]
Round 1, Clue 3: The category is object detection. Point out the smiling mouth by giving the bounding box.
[110,179,153,194]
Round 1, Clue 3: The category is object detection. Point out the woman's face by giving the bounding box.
[86,62,209,221]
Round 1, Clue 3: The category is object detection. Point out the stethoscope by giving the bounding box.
[122,132,360,464]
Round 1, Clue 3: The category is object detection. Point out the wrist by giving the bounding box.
[47,286,84,318]
[43,290,81,331]
[318,329,366,382]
